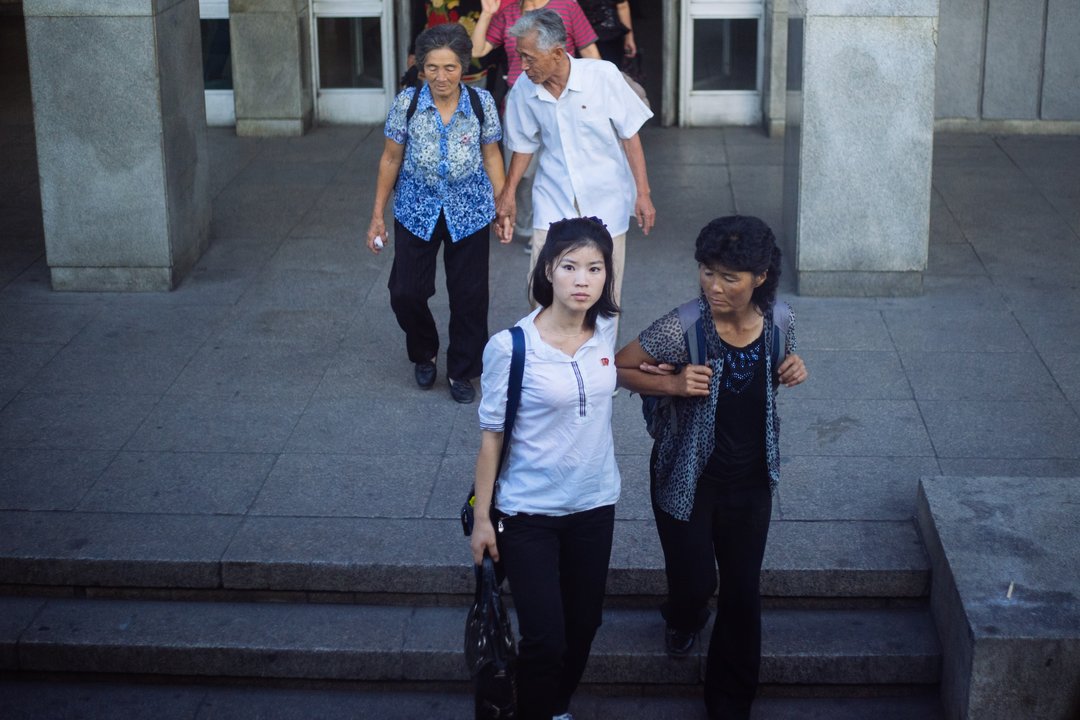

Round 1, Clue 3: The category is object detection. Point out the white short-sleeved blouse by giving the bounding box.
[478,308,620,516]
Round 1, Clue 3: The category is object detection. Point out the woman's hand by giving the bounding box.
[470,517,499,565]
[494,189,517,243]
[676,364,713,397]
[639,361,676,375]
[777,353,808,387]
[480,0,500,15]
[623,32,637,58]
[366,216,387,254]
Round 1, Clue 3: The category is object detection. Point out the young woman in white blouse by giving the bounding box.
[470,216,620,720]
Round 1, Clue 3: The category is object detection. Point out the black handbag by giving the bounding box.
[465,554,518,719]
[461,325,525,537]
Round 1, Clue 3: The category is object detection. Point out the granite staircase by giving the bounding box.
[0,513,944,717]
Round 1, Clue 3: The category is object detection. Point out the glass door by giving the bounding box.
[680,0,764,126]
[198,0,235,126]
[312,0,396,123]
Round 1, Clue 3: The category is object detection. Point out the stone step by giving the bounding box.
[0,513,929,600]
[1,597,940,688]
[0,680,945,719]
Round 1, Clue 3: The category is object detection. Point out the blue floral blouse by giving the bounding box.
[384,83,502,242]
[638,295,797,521]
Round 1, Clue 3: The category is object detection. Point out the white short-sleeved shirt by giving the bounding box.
[478,308,620,516]
[503,57,653,236]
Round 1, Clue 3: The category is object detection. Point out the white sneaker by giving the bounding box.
[552,714,574,720]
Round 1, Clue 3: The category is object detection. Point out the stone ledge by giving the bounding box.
[0,513,929,599]
[916,476,1080,720]
[4,596,941,687]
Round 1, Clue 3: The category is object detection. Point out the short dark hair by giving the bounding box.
[415,23,472,71]
[694,215,782,314]
[531,217,620,327]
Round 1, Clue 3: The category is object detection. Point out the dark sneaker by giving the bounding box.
[415,361,437,389]
[448,377,476,404]
[665,625,697,657]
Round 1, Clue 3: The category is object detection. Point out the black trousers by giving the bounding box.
[652,460,772,720]
[496,504,615,720]
[388,215,489,380]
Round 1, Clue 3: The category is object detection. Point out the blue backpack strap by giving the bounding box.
[771,301,791,370]
[676,299,705,365]
[496,326,526,477]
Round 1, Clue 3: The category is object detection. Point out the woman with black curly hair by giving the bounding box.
[615,215,807,720]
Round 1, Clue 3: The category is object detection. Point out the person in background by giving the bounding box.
[471,0,601,245]
[471,217,621,720]
[365,23,507,404]
[577,0,636,66]
[615,216,807,720]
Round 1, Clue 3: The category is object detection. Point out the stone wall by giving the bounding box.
[936,0,1080,128]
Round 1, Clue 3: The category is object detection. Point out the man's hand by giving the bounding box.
[495,190,517,243]
[635,191,656,235]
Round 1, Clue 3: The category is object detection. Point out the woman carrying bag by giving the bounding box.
[470,217,621,720]
[615,216,807,720]
[366,23,507,404]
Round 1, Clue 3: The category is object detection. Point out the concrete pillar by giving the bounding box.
[784,0,938,296]
[762,0,788,138]
[23,0,211,292]
[229,0,313,137]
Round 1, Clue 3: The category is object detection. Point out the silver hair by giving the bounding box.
[508,8,567,52]
[414,22,473,70]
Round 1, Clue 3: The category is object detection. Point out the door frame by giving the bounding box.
[679,0,764,127]
[310,0,397,124]
[198,0,236,127]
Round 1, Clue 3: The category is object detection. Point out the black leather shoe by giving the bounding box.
[414,361,436,389]
[665,626,697,657]
[448,377,476,404]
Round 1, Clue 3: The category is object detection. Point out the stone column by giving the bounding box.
[785,0,938,296]
[229,0,313,137]
[762,0,788,137]
[23,0,211,292]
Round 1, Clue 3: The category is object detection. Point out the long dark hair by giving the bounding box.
[694,215,781,315]
[531,217,620,328]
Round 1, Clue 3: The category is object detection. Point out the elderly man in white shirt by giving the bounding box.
[496,8,656,323]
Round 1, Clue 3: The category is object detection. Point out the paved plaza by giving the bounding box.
[3,126,1079,526]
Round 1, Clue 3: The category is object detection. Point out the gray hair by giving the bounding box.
[414,22,473,71]
[508,8,567,52]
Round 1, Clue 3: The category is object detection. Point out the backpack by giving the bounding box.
[640,300,792,440]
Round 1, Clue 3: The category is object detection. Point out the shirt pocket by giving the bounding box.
[576,116,616,152]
